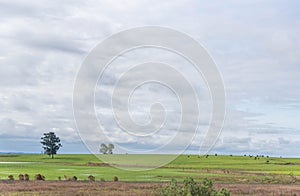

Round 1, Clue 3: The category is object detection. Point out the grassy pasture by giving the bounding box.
[0,154,299,183]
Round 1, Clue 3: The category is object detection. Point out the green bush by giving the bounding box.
[157,177,230,196]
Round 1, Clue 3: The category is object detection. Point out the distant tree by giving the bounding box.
[40,132,62,159]
[100,143,114,154]
[108,143,114,154]
[100,143,108,154]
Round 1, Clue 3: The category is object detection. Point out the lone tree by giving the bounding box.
[40,132,62,159]
[108,143,114,154]
[100,143,108,154]
[100,143,114,154]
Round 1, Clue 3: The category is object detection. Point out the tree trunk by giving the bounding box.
[51,154,54,159]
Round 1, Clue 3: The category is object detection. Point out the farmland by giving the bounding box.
[0,154,300,195]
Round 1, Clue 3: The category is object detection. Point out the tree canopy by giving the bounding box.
[100,143,114,154]
[40,132,62,159]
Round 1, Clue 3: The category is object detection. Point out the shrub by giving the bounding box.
[158,178,183,195]
[289,172,297,183]
[88,175,95,182]
[24,174,29,181]
[35,174,45,181]
[219,188,231,196]
[18,174,24,181]
[58,176,61,181]
[262,176,272,184]
[71,176,78,181]
[157,177,230,196]
[8,175,14,181]
[113,176,119,182]
[183,177,201,195]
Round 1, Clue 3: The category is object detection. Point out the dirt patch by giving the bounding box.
[86,162,111,166]
[284,162,295,165]
[0,181,299,195]
[0,155,18,158]
[215,183,300,196]
[85,162,159,168]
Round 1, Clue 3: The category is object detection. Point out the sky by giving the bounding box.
[0,0,299,157]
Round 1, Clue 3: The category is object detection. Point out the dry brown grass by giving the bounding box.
[0,181,299,195]
[215,183,300,195]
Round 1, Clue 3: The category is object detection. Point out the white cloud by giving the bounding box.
[0,0,299,156]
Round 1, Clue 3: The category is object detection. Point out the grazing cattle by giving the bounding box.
[18,174,24,181]
[88,175,95,181]
[24,174,29,181]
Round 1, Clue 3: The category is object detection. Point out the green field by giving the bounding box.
[1,154,300,183]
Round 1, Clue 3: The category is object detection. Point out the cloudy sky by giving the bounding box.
[0,0,299,157]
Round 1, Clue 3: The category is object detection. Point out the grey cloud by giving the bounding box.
[0,0,299,155]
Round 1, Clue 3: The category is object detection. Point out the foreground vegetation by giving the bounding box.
[2,180,300,195]
[0,154,300,184]
[157,177,230,196]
